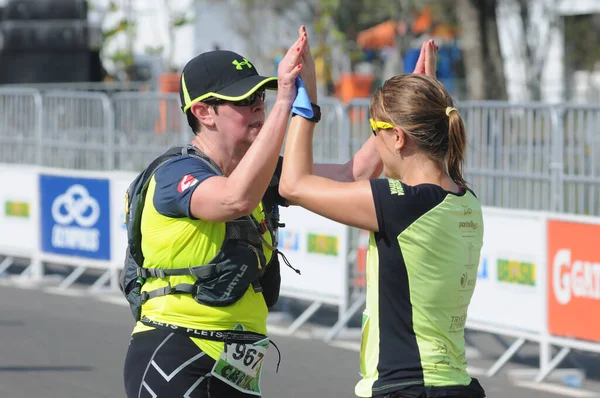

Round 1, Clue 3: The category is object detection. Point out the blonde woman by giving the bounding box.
[279,33,486,398]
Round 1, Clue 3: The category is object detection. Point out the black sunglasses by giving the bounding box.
[204,89,266,107]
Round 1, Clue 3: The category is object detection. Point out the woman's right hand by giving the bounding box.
[298,26,318,104]
[276,32,308,106]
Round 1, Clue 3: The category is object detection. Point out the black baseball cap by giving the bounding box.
[180,50,278,114]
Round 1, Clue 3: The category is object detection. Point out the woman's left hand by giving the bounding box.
[413,39,438,78]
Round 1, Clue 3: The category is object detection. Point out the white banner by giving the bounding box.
[0,164,39,255]
[468,207,547,333]
[277,205,348,305]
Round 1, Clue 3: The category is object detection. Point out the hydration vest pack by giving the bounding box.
[119,146,296,321]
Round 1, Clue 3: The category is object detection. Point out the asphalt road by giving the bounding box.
[1,280,599,398]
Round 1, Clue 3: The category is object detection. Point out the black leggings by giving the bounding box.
[124,329,258,398]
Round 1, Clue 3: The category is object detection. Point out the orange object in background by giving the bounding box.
[335,73,374,102]
[159,72,180,93]
[548,219,600,342]
[156,72,181,133]
[354,230,370,289]
[356,20,397,50]
[335,73,375,122]
[412,5,432,35]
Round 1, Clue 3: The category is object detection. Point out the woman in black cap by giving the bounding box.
[123,28,386,397]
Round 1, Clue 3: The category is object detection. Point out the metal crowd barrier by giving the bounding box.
[41,91,115,170]
[0,88,598,217]
[310,96,350,163]
[0,88,42,165]
[112,92,188,171]
[561,104,600,215]
[265,95,348,163]
[460,102,557,212]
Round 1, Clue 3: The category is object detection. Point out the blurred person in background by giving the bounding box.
[123,27,386,398]
[279,33,486,398]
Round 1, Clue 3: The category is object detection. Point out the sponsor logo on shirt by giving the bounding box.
[449,313,467,333]
[461,204,473,215]
[177,174,199,193]
[387,179,404,195]
[458,220,479,230]
[460,272,476,289]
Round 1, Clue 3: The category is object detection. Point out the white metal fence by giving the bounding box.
[0,88,42,165]
[1,89,598,217]
[41,91,115,170]
[112,92,188,171]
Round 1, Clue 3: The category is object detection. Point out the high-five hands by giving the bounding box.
[277,31,308,105]
[280,30,438,108]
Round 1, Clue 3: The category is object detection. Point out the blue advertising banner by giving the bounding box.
[40,175,111,260]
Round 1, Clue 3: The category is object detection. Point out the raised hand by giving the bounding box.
[276,33,307,106]
[413,39,438,78]
[298,26,318,104]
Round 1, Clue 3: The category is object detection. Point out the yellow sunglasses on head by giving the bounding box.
[369,118,394,136]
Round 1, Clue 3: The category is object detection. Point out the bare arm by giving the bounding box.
[277,27,377,229]
[190,35,306,222]
[313,136,382,182]
[190,101,298,222]
[279,116,379,232]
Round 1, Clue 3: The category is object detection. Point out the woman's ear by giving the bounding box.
[190,102,215,129]
[393,126,405,153]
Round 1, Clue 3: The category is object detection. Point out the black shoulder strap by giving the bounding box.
[144,147,185,178]
[127,147,186,203]
[183,145,223,176]
[140,145,222,188]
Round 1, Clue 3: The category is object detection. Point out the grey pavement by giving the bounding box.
[0,281,599,398]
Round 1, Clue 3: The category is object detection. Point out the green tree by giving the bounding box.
[563,13,600,101]
[499,0,561,101]
[89,0,136,80]
[233,0,510,100]
[90,0,194,80]
[161,0,195,72]
[456,0,507,100]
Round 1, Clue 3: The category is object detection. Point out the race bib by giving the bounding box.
[211,331,270,396]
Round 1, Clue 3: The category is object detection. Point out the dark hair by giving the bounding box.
[186,111,200,134]
[369,74,468,188]
[185,103,219,135]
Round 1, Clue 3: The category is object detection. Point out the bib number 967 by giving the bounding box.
[212,337,270,396]
[232,343,265,369]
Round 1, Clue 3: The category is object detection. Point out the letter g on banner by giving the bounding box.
[553,249,572,305]
[51,184,100,227]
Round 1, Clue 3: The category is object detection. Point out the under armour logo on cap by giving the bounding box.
[179,50,277,114]
[232,58,253,70]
